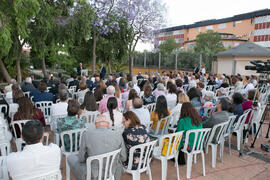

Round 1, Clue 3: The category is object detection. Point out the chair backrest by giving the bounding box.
[141,121,153,132]
[207,121,229,145]
[78,97,84,105]
[126,140,157,172]
[51,114,67,132]
[35,101,53,125]
[0,157,8,180]
[223,115,237,137]
[86,149,121,180]
[158,131,183,157]
[0,105,8,115]
[60,128,86,154]
[28,170,62,180]
[144,103,156,114]
[232,110,251,131]
[23,91,31,98]
[11,120,30,139]
[169,111,180,130]
[151,115,172,136]
[183,85,189,92]
[183,128,211,154]
[69,86,77,92]
[80,111,100,125]
[0,141,10,156]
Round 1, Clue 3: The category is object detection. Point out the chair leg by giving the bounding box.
[147,165,152,180]
[220,141,224,163]
[132,171,140,180]
[194,154,197,164]
[201,152,206,176]
[175,155,180,180]
[211,144,217,168]
[66,157,70,180]
[161,158,167,180]
[186,154,193,179]
[236,131,241,151]
[228,134,232,155]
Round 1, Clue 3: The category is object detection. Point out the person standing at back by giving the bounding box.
[7,120,61,180]
[100,64,106,80]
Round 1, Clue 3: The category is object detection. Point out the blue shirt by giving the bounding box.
[33,92,54,102]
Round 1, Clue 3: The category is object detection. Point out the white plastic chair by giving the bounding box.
[181,128,211,179]
[232,110,250,151]
[153,131,184,180]
[168,111,180,133]
[86,149,121,180]
[0,105,8,115]
[60,128,86,180]
[183,85,189,92]
[35,101,53,126]
[0,140,11,156]
[80,111,100,128]
[205,121,229,168]
[141,121,153,132]
[78,96,84,105]
[69,85,77,92]
[123,140,157,180]
[251,105,266,137]
[221,115,237,155]
[150,115,172,139]
[0,157,8,180]
[11,120,49,151]
[27,170,62,180]
[144,103,156,114]
[23,91,31,98]
[51,114,67,146]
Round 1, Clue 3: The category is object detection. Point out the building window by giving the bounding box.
[206,25,213,30]
[218,23,226,29]
[165,31,173,36]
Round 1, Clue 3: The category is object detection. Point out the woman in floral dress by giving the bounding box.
[122,111,150,169]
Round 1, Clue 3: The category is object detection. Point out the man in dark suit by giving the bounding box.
[100,64,106,80]
[77,62,84,75]
[193,64,199,75]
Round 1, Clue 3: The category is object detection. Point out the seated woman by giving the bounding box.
[94,85,104,102]
[76,82,88,101]
[57,99,85,151]
[13,97,46,137]
[166,82,177,111]
[187,87,202,108]
[122,111,150,169]
[153,83,166,98]
[176,102,203,165]
[232,92,244,123]
[242,89,260,124]
[125,89,138,112]
[171,93,190,125]
[142,84,155,105]
[12,85,24,103]
[150,95,170,134]
[79,91,98,115]
[104,97,123,127]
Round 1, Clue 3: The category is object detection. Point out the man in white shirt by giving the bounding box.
[51,89,69,116]
[131,97,150,124]
[7,120,61,180]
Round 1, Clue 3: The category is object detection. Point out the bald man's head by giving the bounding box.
[132,97,143,109]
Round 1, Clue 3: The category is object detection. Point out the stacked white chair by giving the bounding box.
[181,128,211,179]
[80,111,100,128]
[205,121,229,168]
[60,128,86,180]
[221,115,237,155]
[153,131,183,180]
[123,140,157,180]
[86,149,121,180]
[150,115,172,139]
[35,101,53,126]
[232,110,251,151]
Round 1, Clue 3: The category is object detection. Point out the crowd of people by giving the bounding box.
[0,68,264,180]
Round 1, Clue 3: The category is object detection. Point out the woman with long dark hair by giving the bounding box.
[150,95,170,133]
[103,97,123,127]
[187,87,201,108]
[126,89,138,111]
[94,85,104,102]
[176,102,203,165]
[80,91,98,112]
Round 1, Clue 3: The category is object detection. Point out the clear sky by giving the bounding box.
[136,0,270,51]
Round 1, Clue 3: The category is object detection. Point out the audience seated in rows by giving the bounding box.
[67,114,127,180]
[171,93,190,124]
[7,120,61,180]
[79,91,98,115]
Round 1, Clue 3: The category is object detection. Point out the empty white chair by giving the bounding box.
[232,110,251,151]
[123,140,157,180]
[153,131,183,180]
[60,128,86,180]
[251,105,266,137]
[35,101,53,126]
[26,170,61,180]
[150,115,172,139]
[0,157,8,180]
[205,121,229,168]
[221,115,237,155]
[86,149,121,180]
[144,103,156,114]
[0,140,11,156]
[182,128,211,179]
[80,111,100,128]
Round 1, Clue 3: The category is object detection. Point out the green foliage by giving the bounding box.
[194,30,225,70]
[159,38,179,55]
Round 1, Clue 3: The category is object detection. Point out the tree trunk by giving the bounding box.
[41,58,48,78]
[129,54,133,76]
[16,49,23,83]
[92,32,97,75]
[107,59,112,74]
[0,58,12,83]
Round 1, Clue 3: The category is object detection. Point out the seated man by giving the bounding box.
[131,97,151,124]
[67,114,127,180]
[21,77,36,92]
[7,120,61,180]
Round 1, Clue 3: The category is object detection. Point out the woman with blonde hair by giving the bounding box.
[113,84,122,100]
